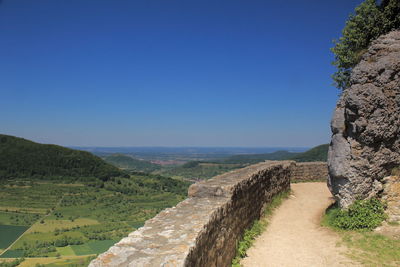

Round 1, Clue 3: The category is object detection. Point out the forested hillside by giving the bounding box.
[290,144,329,162]
[103,154,161,172]
[0,134,125,180]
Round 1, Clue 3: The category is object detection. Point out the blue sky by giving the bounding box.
[0,0,363,147]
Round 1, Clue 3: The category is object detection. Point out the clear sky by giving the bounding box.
[0,0,363,147]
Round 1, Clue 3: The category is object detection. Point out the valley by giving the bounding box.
[0,135,327,266]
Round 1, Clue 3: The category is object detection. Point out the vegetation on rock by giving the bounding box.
[324,198,387,230]
[332,0,400,89]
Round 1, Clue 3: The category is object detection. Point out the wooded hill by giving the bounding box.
[0,134,125,180]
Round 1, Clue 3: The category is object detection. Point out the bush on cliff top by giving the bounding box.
[332,0,400,90]
[324,198,387,230]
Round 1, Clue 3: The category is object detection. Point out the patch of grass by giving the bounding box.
[0,212,40,226]
[323,198,386,230]
[0,225,28,249]
[16,256,94,267]
[27,218,99,233]
[0,250,24,258]
[341,232,400,266]
[231,190,290,267]
[323,198,400,266]
[69,244,93,256]
[86,240,117,254]
[55,246,75,256]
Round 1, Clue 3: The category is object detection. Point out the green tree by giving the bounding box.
[332,0,400,90]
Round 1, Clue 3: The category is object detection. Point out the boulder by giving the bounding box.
[328,30,400,208]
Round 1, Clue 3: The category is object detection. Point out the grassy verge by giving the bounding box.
[322,199,400,266]
[231,190,290,267]
[339,231,400,266]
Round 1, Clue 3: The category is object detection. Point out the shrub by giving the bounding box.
[326,198,387,230]
[332,0,400,89]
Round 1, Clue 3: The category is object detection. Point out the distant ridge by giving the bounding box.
[220,144,329,164]
[103,154,161,172]
[290,144,328,162]
[0,134,125,180]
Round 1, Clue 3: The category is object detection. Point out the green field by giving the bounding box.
[68,240,118,256]
[0,225,28,249]
[0,249,24,258]
[0,174,189,261]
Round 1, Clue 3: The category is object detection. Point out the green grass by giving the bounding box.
[231,190,290,267]
[323,198,386,230]
[86,240,118,254]
[322,198,400,266]
[0,225,28,249]
[69,244,93,256]
[0,211,40,226]
[340,232,400,266]
[56,246,76,256]
[43,256,95,267]
[0,250,24,258]
[69,240,117,256]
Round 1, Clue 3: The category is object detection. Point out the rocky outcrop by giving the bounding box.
[89,161,293,267]
[328,30,400,208]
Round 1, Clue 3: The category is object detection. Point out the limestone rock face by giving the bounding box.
[328,30,400,208]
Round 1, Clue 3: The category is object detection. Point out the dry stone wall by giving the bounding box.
[291,162,328,182]
[90,161,293,267]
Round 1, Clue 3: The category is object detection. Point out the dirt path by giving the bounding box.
[241,182,358,267]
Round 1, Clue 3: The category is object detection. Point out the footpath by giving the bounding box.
[241,182,359,267]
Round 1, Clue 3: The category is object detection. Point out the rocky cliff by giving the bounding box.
[328,30,400,208]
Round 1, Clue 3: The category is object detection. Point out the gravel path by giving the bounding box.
[241,182,359,267]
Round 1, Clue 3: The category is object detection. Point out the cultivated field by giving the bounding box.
[0,174,188,266]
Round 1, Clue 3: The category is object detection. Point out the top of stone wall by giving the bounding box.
[188,160,294,198]
[294,162,327,166]
[89,160,294,267]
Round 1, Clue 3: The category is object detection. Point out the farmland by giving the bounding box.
[0,174,189,266]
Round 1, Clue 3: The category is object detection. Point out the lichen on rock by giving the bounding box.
[328,30,400,208]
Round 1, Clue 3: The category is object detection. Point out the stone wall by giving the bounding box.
[89,161,293,267]
[291,162,328,182]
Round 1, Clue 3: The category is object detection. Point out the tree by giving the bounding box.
[332,0,400,90]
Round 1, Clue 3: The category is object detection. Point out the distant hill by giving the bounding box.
[0,134,125,180]
[221,150,298,164]
[220,144,329,164]
[289,144,329,162]
[103,154,161,172]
